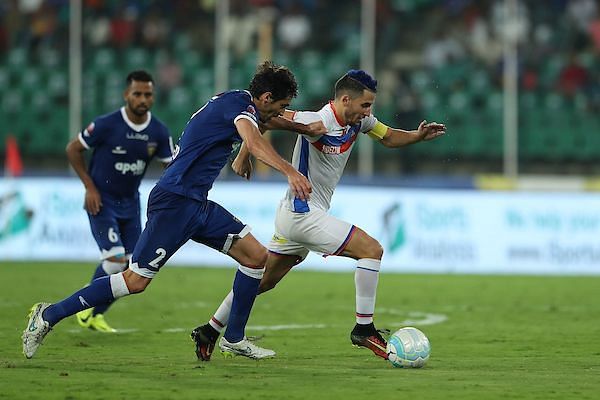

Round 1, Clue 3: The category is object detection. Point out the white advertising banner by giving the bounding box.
[1,177,599,275]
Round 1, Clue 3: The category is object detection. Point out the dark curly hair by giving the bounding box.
[248,61,298,101]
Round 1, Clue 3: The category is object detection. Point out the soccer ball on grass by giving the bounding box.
[386,327,431,368]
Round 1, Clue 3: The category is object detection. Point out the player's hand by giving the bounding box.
[417,120,446,141]
[232,156,253,180]
[305,121,327,137]
[84,186,102,215]
[287,170,311,201]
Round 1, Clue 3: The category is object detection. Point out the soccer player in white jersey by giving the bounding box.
[191,69,445,361]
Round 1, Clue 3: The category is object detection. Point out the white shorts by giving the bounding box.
[267,201,356,259]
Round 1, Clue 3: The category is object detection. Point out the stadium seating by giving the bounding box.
[1,35,598,168]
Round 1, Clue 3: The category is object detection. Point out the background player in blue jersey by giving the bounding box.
[23,61,321,360]
[191,69,445,361]
[65,70,173,332]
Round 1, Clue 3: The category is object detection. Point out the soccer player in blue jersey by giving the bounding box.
[191,69,445,361]
[23,61,318,360]
[65,70,173,333]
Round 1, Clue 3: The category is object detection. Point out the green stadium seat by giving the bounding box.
[31,91,51,111]
[180,51,202,78]
[167,86,193,110]
[0,67,10,91]
[124,47,150,71]
[20,67,44,91]
[102,86,123,110]
[47,70,68,97]
[409,70,431,91]
[467,68,491,96]
[7,48,28,71]
[39,48,61,68]
[1,91,23,114]
[91,48,117,74]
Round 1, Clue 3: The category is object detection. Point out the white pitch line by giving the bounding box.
[63,310,447,335]
[66,323,329,335]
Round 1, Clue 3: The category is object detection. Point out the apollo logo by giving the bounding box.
[114,160,146,175]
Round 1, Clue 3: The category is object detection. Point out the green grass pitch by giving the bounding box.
[1,262,599,400]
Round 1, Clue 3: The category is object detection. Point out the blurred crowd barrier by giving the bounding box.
[2,177,599,274]
[1,0,599,176]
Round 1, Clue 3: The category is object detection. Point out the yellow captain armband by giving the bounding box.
[367,121,389,140]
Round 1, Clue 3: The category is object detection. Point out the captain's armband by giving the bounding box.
[367,121,389,140]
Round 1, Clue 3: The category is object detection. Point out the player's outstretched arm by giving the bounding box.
[373,120,446,148]
[66,138,102,215]
[235,118,311,200]
[262,111,326,137]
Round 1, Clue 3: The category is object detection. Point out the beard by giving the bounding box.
[132,105,148,116]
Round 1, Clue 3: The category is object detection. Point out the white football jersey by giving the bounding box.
[283,102,378,212]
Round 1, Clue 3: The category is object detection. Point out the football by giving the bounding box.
[386,327,431,368]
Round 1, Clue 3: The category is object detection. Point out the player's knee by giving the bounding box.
[364,239,384,260]
[239,247,268,269]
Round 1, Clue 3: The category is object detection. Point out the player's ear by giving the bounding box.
[259,92,273,104]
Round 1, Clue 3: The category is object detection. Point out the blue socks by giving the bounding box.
[224,269,261,343]
[91,262,107,280]
[90,263,112,316]
[42,276,115,326]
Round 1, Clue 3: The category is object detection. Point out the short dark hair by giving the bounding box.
[248,61,298,101]
[126,70,154,86]
[334,69,377,99]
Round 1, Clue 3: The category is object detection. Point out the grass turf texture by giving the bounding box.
[1,262,599,400]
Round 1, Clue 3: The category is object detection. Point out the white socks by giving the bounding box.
[355,258,381,324]
[210,290,233,333]
[102,259,128,274]
[109,272,131,299]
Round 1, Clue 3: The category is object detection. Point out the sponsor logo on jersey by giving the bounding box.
[126,132,149,141]
[246,105,256,116]
[83,122,95,137]
[111,146,127,154]
[320,144,341,154]
[114,160,146,175]
[147,142,157,156]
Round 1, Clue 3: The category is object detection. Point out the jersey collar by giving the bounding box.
[328,101,347,128]
[120,107,151,132]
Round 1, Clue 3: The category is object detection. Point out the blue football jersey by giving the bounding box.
[79,107,173,199]
[157,90,260,201]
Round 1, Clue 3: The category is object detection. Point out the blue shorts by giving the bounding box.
[88,194,141,259]
[130,186,249,278]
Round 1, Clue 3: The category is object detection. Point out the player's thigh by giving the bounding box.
[119,214,142,255]
[190,200,265,266]
[130,188,199,278]
[339,226,383,260]
[88,208,125,259]
[277,206,354,256]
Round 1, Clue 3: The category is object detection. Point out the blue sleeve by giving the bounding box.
[224,96,259,126]
[80,118,107,148]
[155,126,173,160]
